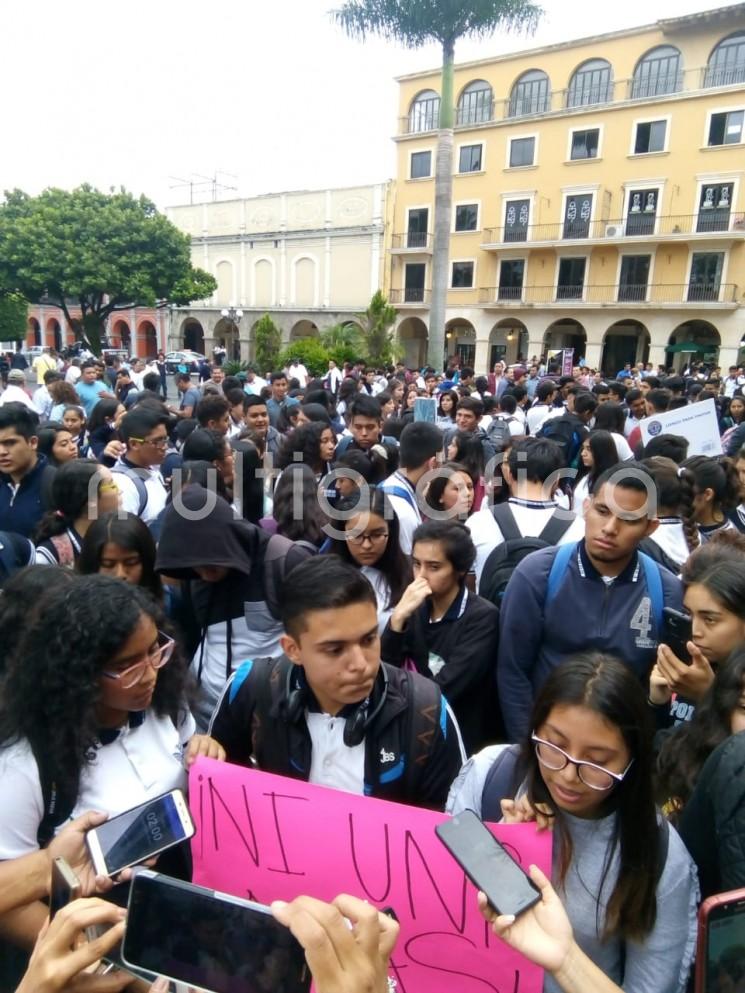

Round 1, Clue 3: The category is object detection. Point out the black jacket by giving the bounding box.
[679,729,745,899]
[0,455,55,538]
[380,587,501,754]
[210,655,465,811]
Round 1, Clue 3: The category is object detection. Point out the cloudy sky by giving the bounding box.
[1,0,723,208]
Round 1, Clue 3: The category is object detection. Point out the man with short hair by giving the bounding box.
[0,370,36,411]
[498,463,683,740]
[467,437,585,587]
[723,365,745,399]
[171,372,201,419]
[624,388,648,438]
[202,364,225,395]
[32,370,61,419]
[243,367,268,396]
[32,349,56,386]
[382,420,443,554]
[65,358,82,386]
[75,361,115,417]
[0,403,55,537]
[244,394,282,456]
[526,381,558,436]
[324,359,342,396]
[195,394,231,435]
[112,406,170,523]
[335,395,397,458]
[537,393,596,468]
[288,357,309,389]
[266,372,288,427]
[209,556,464,809]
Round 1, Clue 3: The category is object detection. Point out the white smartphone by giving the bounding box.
[86,789,195,877]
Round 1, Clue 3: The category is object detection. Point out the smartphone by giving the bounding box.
[86,789,195,877]
[435,809,541,918]
[122,870,311,993]
[49,857,81,919]
[663,607,693,665]
[695,888,745,993]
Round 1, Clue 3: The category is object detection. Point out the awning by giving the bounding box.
[666,341,710,353]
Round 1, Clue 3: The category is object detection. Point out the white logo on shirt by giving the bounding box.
[380,748,396,764]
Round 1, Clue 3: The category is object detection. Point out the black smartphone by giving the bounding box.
[86,788,195,877]
[49,857,81,919]
[435,809,541,918]
[122,870,311,993]
[695,888,745,993]
[663,606,693,665]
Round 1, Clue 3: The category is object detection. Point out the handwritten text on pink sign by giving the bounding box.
[190,759,552,993]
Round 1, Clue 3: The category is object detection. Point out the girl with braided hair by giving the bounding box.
[641,457,699,571]
[684,454,741,541]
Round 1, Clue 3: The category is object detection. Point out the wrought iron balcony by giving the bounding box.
[390,288,431,305]
[481,212,745,247]
[477,283,740,306]
[390,232,433,252]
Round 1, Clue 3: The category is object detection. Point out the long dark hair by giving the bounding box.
[681,535,745,622]
[684,454,741,517]
[36,421,73,467]
[35,460,104,543]
[277,422,331,473]
[426,461,473,517]
[327,487,412,607]
[521,653,660,941]
[593,402,626,436]
[231,439,264,524]
[641,456,699,552]
[87,398,120,434]
[273,463,327,546]
[78,511,162,600]
[0,575,187,815]
[448,429,485,480]
[437,389,459,422]
[657,648,745,817]
[0,566,76,673]
[574,430,618,489]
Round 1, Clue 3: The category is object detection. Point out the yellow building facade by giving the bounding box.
[390,3,745,373]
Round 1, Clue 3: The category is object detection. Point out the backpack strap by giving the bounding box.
[31,738,76,847]
[0,532,34,580]
[403,669,442,797]
[638,552,664,634]
[545,541,578,606]
[49,533,75,568]
[538,510,574,546]
[381,482,418,514]
[480,744,522,821]
[111,464,148,516]
[490,503,522,542]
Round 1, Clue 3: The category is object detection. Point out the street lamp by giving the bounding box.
[220,306,244,361]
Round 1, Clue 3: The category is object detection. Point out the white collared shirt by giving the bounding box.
[306,712,365,795]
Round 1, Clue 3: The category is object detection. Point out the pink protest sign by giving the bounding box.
[190,758,552,993]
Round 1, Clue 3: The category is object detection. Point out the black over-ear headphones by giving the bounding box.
[284,665,389,747]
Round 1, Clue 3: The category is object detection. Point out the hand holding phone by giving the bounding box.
[662,607,693,665]
[49,858,81,920]
[86,789,194,877]
[436,809,541,918]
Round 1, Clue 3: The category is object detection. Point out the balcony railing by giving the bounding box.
[390,288,431,305]
[477,283,739,305]
[391,232,433,251]
[482,213,745,246]
[398,61,745,134]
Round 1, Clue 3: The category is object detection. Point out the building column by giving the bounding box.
[719,346,740,369]
[474,337,490,374]
[527,338,545,363]
[648,344,668,369]
[584,341,603,369]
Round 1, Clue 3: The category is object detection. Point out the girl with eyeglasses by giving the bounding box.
[0,575,225,949]
[326,487,412,634]
[448,653,698,993]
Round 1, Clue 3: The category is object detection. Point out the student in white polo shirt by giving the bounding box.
[382,420,443,554]
[467,437,585,589]
[0,575,224,947]
[112,405,170,524]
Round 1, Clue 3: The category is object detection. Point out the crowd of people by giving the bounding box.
[2,344,745,993]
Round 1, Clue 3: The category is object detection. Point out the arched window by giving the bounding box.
[705,32,745,88]
[408,90,440,133]
[631,46,682,99]
[456,80,493,125]
[508,69,551,118]
[566,59,613,107]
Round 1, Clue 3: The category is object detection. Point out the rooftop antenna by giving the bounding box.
[169,172,238,204]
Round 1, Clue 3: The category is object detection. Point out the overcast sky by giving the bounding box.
[1,0,725,208]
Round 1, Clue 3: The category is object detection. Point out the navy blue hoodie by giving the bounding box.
[497,540,683,740]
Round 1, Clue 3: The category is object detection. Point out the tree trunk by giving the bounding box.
[427,38,455,373]
[70,313,106,356]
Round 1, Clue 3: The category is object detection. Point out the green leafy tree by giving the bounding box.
[333,0,542,369]
[254,314,282,374]
[0,292,28,342]
[277,338,330,378]
[359,290,397,366]
[321,322,364,353]
[0,185,216,355]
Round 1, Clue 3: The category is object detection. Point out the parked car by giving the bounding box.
[22,346,48,361]
[165,350,206,374]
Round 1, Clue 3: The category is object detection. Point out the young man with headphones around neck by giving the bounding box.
[209,556,465,810]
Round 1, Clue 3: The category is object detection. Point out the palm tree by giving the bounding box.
[333,0,542,371]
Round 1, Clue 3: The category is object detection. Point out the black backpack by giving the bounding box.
[537,415,584,468]
[479,503,573,611]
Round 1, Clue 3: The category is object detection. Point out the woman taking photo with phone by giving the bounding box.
[0,575,225,948]
[649,533,745,726]
[448,653,698,993]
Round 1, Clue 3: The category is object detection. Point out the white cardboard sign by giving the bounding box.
[640,397,723,457]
